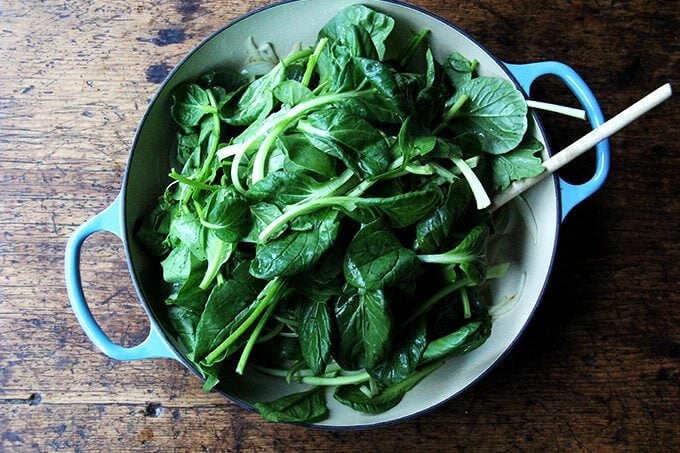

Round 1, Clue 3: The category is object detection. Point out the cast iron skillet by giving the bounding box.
[65,0,610,429]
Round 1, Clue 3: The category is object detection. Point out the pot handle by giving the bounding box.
[65,195,177,361]
[504,61,611,221]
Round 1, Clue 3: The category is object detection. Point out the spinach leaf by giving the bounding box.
[201,190,252,243]
[444,52,476,88]
[167,211,206,261]
[298,109,390,178]
[361,289,392,369]
[250,210,340,279]
[368,318,427,386]
[491,136,545,191]
[422,321,484,362]
[298,299,334,374]
[341,185,444,228]
[171,84,217,128]
[200,230,234,289]
[273,80,314,105]
[332,287,391,370]
[256,387,329,423]
[319,4,395,60]
[244,203,283,243]
[192,263,264,360]
[247,167,323,206]
[166,270,209,313]
[220,64,285,126]
[167,305,201,355]
[161,246,203,284]
[333,361,442,414]
[277,133,338,179]
[344,219,419,291]
[414,178,472,253]
[452,77,528,154]
[418,224,490,284]
[332,289,364,370]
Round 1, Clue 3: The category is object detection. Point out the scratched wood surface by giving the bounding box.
[0,0,678,450]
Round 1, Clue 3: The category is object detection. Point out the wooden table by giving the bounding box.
[1,0,677,450]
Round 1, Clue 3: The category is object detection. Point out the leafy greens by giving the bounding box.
[136,4,548,424]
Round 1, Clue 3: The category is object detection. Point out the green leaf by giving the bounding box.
[414,179,472,253]
[166,305,201,355]
[347,57,407,122]
[341,185,444,229]
[250,210,340,279]
[161,246,203,284]
[333,361,442,414]
[361,289,392,369]
[418,225,490,284]
[277,133,338,179]
[247,167,323,206]
[198,70,247,92]
[491,136,545,191]
[368,318,427,386]
[422,321,485,362]
[444,52,476,88]
[220,64,285,126]
[255,388,329,423]
[202,190,252,243]
[192,264,264,361]
[273,80,314,105]
[171,84,216,128]
[298,299,334,375]
[244,203,283,243]
[199,230,234,289]
[332,289,364,370]
[176,132,200,166]
[298,109,390,178]
[319,4,395,60]
[344,219,419,291]
[167,211,206,261]
[165,270,209,313]
[452,77,528,154]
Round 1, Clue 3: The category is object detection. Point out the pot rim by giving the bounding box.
[120,0,561,430]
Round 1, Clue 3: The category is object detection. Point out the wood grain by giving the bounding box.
[1,0,678,450]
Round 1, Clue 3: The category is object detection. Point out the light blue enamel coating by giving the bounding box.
[64,195,178,361]
[505,61,611,221]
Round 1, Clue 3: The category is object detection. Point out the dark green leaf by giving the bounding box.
[199,230,234,289]
[247,168,323,206]
[171,84,216,128]
[414,179,472,253]
[341,185,444,228]
[255,388,329,423]
[333,361,442,414]
[361,289,392,369]
[422,321,482,362]
[202,190,252,243]
[277,133,338,179]
[273,80,314,105]
[452,77,528,154]
[319,4,395,59]
[250,210,340,279]
[244,203,283,243]
[444,52,476,88]
[344,219,419,290]
[192,263,264,360]
[298,109,390,178]
[368,318,427,386]
[332,288,364,370]
[220,65,285,126]
[161,246,203,284]
[491,136,545,191]
[298,299,334,374]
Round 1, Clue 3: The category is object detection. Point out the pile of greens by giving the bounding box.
[137,5,546,423]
